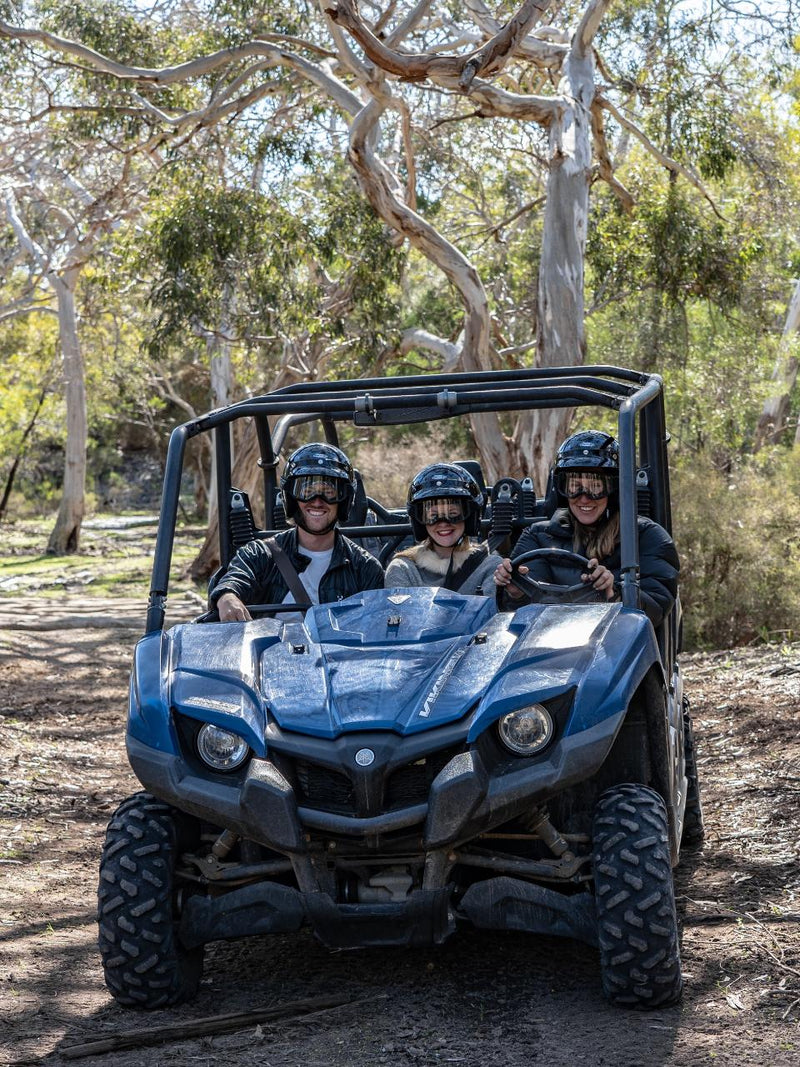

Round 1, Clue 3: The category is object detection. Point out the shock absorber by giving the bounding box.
[520,476,537,521]
[271,490,288,530]
[488,479,519,552]
[522,807,574,860]
[229,489,256,548]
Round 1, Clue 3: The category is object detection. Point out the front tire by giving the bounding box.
[592,784,682,1008]
[97,792,203,1008]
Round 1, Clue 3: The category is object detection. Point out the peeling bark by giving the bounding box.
[348,96,514,480]
[46,270,87,555]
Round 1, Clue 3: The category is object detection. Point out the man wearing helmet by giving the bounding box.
[212,443,383,622]
[494,430,679,626]
[385,463,499,592]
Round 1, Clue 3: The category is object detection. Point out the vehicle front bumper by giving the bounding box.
[127,708,623,855]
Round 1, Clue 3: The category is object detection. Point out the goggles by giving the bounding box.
[418,497,467,526]
[558,471,614,501]
[292,475,348,504]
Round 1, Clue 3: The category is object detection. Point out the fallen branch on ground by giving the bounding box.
[57,993,355,1060]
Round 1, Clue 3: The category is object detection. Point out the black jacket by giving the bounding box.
[210,527,384,608]
[510,509,679,626]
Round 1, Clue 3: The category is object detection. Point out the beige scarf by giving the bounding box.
[396,540,473,576]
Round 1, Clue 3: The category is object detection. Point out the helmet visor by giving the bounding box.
[558,472,614,501]
[417,497,467,526]
[292,474,348,504]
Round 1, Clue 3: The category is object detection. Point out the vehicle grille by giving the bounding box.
[385,750,455,810]
[294,761,356,814]
[292,747,461,816]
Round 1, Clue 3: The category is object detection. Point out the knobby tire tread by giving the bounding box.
[592,783,683,1009]
[97,791,203,1009]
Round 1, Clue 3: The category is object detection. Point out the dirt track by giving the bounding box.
[1,610,799,1067]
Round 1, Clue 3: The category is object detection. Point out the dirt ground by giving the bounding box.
[1,602,799,1067]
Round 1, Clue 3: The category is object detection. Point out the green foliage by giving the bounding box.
[37,0,193,143]
[41,0,159,64]
[132,163,405,382]
[211,0,316,42]
[0,312,61,507]
[588,181,762,314]
[673,452,800,648]
[141,181,307,355]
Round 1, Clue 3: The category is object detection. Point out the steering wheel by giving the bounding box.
[509,548,597,602]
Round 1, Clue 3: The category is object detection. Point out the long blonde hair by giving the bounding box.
[572,511,620,561]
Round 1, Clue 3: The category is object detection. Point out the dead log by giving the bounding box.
[58,993,354,1060]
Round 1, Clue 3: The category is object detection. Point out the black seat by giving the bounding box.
[342,468,369,527]
[453,460,486,495]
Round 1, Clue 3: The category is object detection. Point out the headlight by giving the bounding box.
[497,704,553,756]
[196,723,250,771]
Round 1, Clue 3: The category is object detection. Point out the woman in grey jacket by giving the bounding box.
[385,463,499,595]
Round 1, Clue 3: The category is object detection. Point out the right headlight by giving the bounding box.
[196,723,250,771]
[497,704,554,756]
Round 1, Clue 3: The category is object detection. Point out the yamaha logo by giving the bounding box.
[355,748,375,766]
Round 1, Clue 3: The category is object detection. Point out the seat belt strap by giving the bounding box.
[265,538,312,607]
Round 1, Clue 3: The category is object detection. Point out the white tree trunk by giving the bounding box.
[754,278,800,449]
[47,269,87,554]
[514,41,596,490]
[206,281,235,522]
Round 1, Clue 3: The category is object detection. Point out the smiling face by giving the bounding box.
[296,494,338,534]
[420,497,467,554]
[568,492,608,525]
[428,516,466,551]
[560,471,611,526]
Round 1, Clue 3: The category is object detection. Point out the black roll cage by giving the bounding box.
[147,365,672,639]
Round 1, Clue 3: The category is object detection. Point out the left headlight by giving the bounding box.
[196,723,250,771]
[497,704,553,756]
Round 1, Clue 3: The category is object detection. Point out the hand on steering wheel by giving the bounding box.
[494,549,613,602]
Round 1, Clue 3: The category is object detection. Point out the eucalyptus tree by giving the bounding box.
[2,0,794,501]
[0,0,695,490]
[136,157,404,560]
[0,0,203,550]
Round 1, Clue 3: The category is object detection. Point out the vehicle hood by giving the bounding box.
[153,588,658,744]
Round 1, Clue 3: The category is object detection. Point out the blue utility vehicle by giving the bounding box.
[98,368,703,1010]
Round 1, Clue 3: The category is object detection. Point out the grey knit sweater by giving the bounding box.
[384,542,500,596]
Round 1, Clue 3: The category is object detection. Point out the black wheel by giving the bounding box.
[592,784,683,1008]
[681,699,705,848]
[97,792,203,1008]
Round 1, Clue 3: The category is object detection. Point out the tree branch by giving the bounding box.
[326,0,555,86]
[4,189,49,274]
[457,0,554,90]
[597,95,725,219]
[0,20,329,87]
[574,0,614,59]
[590,100,634,211]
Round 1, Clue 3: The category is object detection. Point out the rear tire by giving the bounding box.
[681,699,705,848]
[592,784,682,1008]
[97,792,203,1008]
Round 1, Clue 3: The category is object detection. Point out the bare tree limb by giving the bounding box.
[325,0,553,86]
[575,0,614,58]
[590,100,634,211]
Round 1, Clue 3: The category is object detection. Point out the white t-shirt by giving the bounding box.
[280,546,334,623]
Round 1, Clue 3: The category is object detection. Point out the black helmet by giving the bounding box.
[280,443,356,527]
[553,430,619,506]
[407,463,484,541]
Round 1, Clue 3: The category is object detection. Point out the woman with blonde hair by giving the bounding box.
[494,431,679,626]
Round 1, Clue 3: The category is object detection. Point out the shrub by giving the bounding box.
[672,451,800,649]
